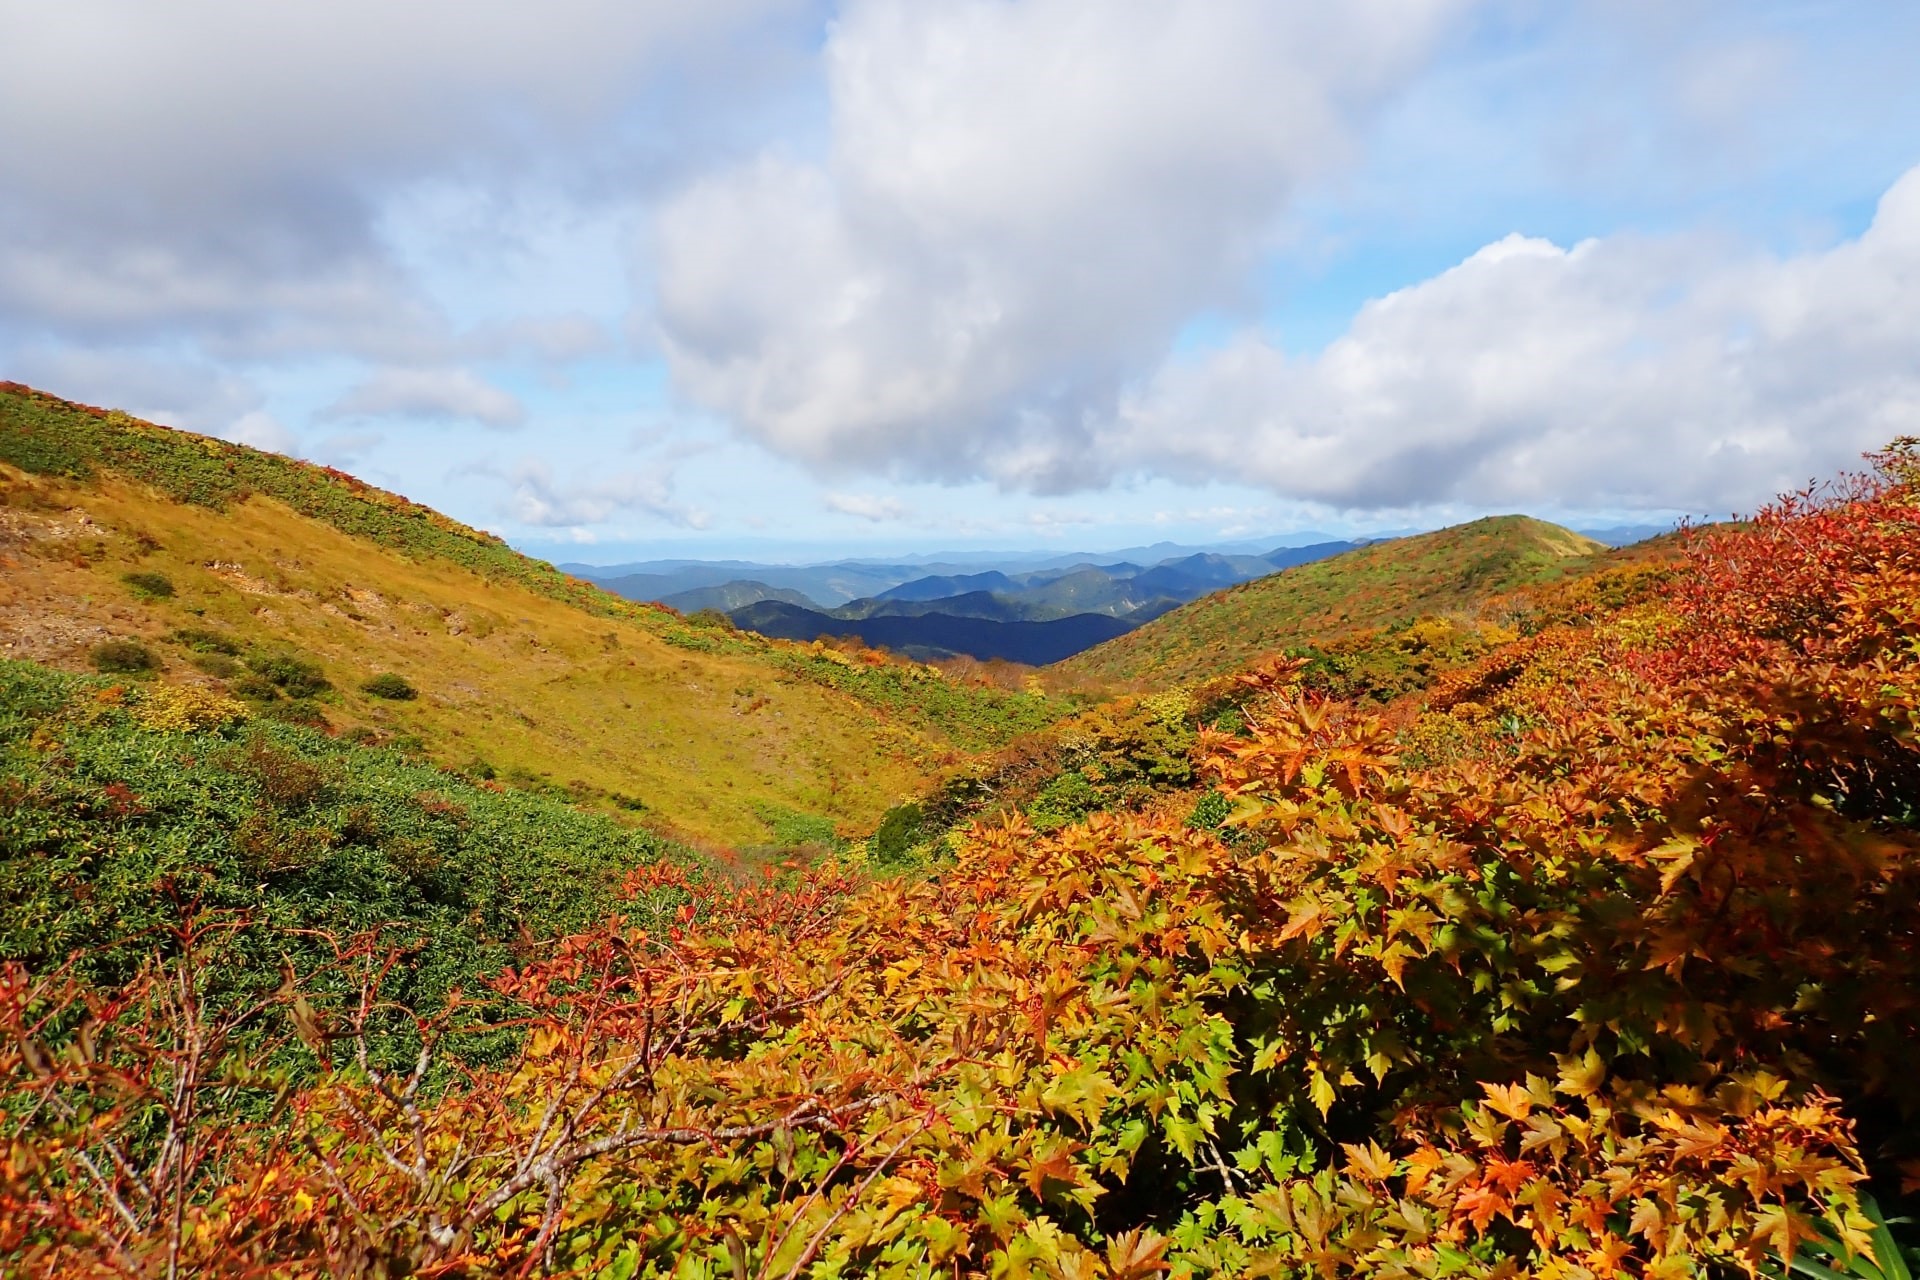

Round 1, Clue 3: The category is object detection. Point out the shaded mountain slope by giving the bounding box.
[1057,515,1607,687]
[659,580,819,613]
[729,600,1135,664]
[0,384,1064,843]
[875,570,1017,602]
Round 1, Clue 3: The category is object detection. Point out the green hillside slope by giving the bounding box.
[1056,515,1606,687]
[0,383,1064,844]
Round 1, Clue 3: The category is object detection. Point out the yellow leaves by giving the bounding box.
[1278,899,1324,944]
[1017,1138,1089,1201]
[1378,941,1412,989]
[1626,1196,1666,1242]
[1342,1140,1397,1183]
[1751,1203,1824,1264]
[875,1174,927,1221]
[134,683,249,732]
[1308,1067,1337,1116]
[1481,1079,1548,1124]
[1646,836,1704,896]
[1039,1062,1118,1132]
[1555,1048,1608,1100]
[880,955,921,996]
[1582,1231,1633,1276]
[1104,1229,1171,1279]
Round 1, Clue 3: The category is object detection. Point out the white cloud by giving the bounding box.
[222,411,299,455]
[323,368,526,428]
[0,1,804,357]
[4,343,272,435]
[824,492,907,522]
[1107,163,1920,511]
[655,0,1471,487]
[503,458,709,530]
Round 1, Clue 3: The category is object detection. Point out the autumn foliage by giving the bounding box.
[6,447,1920,1275]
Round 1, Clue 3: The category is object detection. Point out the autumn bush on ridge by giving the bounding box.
[5,450,1920,1276]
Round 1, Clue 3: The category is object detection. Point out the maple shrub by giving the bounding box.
[6,446,1920,1276]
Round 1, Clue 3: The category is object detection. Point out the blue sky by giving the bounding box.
[2,1,1917,564]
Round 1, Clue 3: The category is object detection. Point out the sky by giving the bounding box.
[2,0,1917,564]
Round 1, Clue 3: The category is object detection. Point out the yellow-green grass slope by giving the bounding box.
[0,383,1063,845]
[1057,515,1608,688]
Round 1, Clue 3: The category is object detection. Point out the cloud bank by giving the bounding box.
[1114,165,1920,511]
[653,0,1919,515]
[655,0,1472,489]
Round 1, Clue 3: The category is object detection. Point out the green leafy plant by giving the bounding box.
[1767,1196,1918,1280]
[1184,788,1232,830]
[869,800,926,866]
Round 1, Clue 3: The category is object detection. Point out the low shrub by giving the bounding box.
[169,627,240,655]
[1184,788,1232,830]
[246,652,330,698]
[231,675,281,701]
[89,639,158,675]
[135,685,248,734]
[190,653,241,678]
[869,801,925,865]
[121,571,174,600]
[261,699,330,729]
[1026,769,1100,832]
[359,672,416,701]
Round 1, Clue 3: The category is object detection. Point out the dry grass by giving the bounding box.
[0,463,948,844]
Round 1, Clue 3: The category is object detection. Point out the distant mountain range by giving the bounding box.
[729,602,1138,665]
[672,541,1365,663]
[560,523,1681,666]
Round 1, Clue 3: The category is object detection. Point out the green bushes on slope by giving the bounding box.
[0,660,692,1061]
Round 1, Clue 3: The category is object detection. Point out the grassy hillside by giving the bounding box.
[0,384,1065,844]
[1056,514,1606,687]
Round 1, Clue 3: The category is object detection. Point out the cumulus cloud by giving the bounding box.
[824,492,907,522]
[0,0,802,357]
[1,343,291,442]
[222,411,299,455]
[655,0,1471,487]
[323,368,526,428]
[502,459,709,530]
[1107,163,1920,512]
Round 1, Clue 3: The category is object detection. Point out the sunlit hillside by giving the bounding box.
[0,384,1065,845]
[1056,514,1608,688]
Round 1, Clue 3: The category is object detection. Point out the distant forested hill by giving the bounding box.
[728,600,1135,664]
[1058,515,1607,686]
